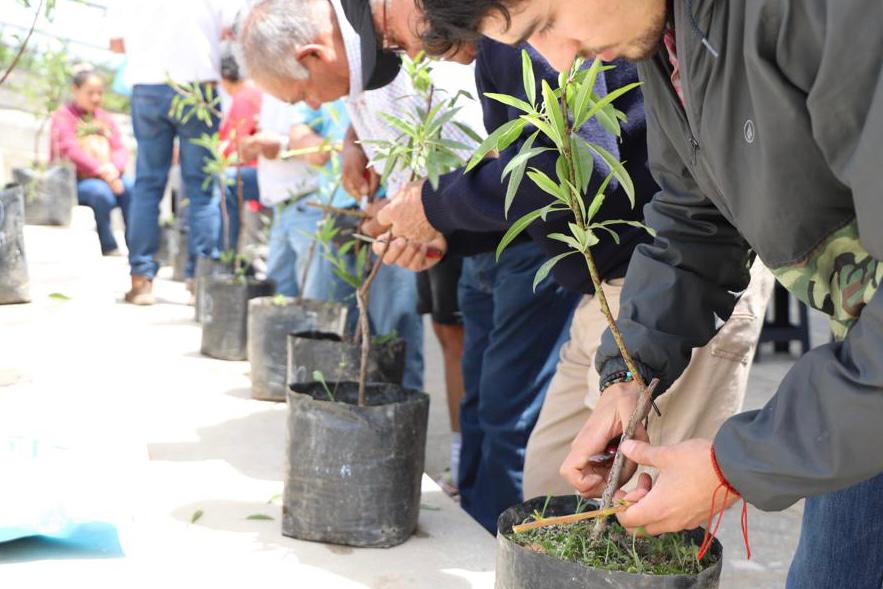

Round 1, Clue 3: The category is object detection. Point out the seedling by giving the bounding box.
[170,82,254,280]
[313,370,334,402]
[472,51,657,541]
[1,0,59,87]
[351,52,479,405]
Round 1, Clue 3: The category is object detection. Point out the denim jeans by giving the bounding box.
[457,243,580,533]
[266,202,345,301]
[221,166,259,253]
[366,264,425,391]
[127,84,220,279]
[77,177,131,254]
[787,471,883,588]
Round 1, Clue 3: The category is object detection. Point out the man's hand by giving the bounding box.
[559,380,649,497]
[372,231,446,273]
[376,180,437,242]
[240,133,282,162]
[361,200,390,239]
[342,134,379,198]
[614,439,738,535]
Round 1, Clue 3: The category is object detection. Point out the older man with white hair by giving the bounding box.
[236,0,583,532]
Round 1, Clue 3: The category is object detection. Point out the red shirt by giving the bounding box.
[50,103,129,178]
[220,84,262,168]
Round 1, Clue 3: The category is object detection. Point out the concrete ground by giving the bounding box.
[0,206,822,588]
[0,210,495,588]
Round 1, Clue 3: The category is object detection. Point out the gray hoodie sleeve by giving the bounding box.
[595,108,753,394]
[714,0,883,511]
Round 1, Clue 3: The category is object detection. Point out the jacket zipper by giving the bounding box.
[652,53,702,166]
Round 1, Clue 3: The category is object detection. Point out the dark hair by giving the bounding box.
[416,0,518,56]
[220,42,242,82]
[71,65,102,88]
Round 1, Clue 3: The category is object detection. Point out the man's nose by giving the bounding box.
[529,37,579,73]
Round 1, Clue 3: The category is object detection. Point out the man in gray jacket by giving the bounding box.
[418,0,883,585]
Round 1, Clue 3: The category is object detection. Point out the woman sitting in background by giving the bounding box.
[50,65,131,256]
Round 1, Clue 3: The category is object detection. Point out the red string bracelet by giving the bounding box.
[697,446,752,561]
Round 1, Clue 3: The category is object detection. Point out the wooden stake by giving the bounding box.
[512,501,633,534]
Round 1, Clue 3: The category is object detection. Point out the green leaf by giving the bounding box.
[421,504,442,512]
[501,134,546,179]
[587,170,615,221]
[593,219,657,237]
[191,509,204,524]
[48,292,71,301]
[378,112,416,137]
[521,49,536,107]
[547,232,583,250]
[594,102,622,137]
[526,168,568,203]
[574,58,603,125]
[496,208,547,260]
[571,132,595,195]
[485,92,534,114]
[542,81,566,142]
[594,224,621,244]
[246,514,274,521]
[503,132,547,217]
[522,113,562,147]
[575,82,642,133]
[532,251,576,291]
[577,136,635,206]
[453,121,483,145]
[465,119,525,172]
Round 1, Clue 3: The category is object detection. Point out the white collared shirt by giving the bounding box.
[329,0,487,197]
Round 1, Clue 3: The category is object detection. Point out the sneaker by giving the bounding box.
[103,248,123,257]
[436,469,459,500]
[124,275,156,306]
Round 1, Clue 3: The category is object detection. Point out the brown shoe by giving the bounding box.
[125,275,156,306]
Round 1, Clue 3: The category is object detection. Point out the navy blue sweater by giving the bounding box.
[422,38,658,294]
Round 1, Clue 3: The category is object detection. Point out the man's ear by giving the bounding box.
[295,43,334,67]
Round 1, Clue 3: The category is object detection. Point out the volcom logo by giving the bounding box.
[744,119,756,144]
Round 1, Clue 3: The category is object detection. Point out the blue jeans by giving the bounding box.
[367,264,425,391]
[266,202,345,301]
[457,244,580,533]
[221,166,259,253]
[787,472,883,588]
[127,83,220,279]
[77,177,131,254]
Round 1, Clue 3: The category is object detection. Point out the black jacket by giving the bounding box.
[596,0,883,510]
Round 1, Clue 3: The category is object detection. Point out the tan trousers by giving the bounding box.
[523,261,775,499]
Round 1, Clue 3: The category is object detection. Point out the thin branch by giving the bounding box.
[512,501,633,534]
[557,67,657,541]
[356,238,390,407]
[0,0,43,88]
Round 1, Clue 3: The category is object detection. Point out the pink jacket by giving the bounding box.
[50,103,129,178]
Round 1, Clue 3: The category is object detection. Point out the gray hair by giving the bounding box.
[235,0,331,83]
